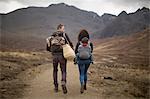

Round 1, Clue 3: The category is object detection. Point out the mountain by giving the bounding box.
[92,13,116,38]
[1,3,115,51]
[101,13,116,24]
[1,3,106,39]
[0,3,149,51]
[95,7,150,38]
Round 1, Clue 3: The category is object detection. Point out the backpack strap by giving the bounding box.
[88,41,91,47]
[63,33,69,44]
[46,36,52,47]
[79,41,82,45]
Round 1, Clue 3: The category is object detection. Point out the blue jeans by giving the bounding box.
[78,63,90,85]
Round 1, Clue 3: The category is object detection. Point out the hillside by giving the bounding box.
[93,28,149,67]
[0,3,149,51]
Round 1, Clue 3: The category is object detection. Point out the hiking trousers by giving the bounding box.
[52,54,67,87]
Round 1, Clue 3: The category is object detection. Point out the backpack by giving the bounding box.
[48,32,66,52]
[78,41,91,59]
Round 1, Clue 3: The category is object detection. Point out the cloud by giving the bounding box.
[104,0,150,15]
[0,0,149,15]
[106,0,150,7]
[15,0,52,6]
[0,0,27,13]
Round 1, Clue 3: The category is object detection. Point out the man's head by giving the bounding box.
[57,24,65,32]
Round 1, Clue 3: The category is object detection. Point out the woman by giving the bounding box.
[75,29,93,94]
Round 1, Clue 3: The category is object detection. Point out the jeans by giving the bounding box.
[78,63,90,85]
[52,54,67,87]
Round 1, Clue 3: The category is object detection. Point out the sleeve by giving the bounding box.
[46,37,51,47]
[46,37,52,52]
[65,33,74,49]
[75,42,80,54]
[90,42,93,53]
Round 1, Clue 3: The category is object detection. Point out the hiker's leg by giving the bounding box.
[59,55,67,94]
[59,55,67,85]
[84,63,90,83]
[78,64,85,93]
[53,55,59,87]
[78,64,85,85]
[84,63,90,90]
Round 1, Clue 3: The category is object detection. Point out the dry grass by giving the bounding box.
[0,51,52,99]
[88,63,150,99]
[88,29,150,99]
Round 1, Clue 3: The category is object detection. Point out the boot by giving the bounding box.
[80,84,84,94]
[62,85,67,94]
[84,84,87,90]
[54,86,58,92]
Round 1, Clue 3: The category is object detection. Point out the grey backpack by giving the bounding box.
[78,42,91,59]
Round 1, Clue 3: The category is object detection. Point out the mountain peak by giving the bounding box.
[141,7,149,11]
[118,11,128,17]
[102,13,116,17]
[48,3,68,7]
[135,7,149,13]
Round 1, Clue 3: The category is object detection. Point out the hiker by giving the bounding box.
[46,24,73,94]
[74,29,93,94]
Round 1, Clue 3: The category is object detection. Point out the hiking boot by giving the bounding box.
[54,87,58,93]
[84,84,87,90]
[80,84,84,94]
[62,85,67,94]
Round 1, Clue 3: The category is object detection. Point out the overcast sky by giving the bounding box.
[0,0,149,15]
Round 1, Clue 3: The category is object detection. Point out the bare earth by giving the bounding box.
[22,62,102,99]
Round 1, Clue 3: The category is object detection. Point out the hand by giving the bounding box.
[74,62,77,65]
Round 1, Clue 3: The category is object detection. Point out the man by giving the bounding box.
[46,24,73,94]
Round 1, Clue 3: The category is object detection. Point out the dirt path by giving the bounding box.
[22,62,102,99]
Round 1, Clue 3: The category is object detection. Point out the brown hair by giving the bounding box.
[78,29,90,41]
[57,24,64,30]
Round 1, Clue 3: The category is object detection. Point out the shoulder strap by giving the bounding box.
[79,41,82,45]
[87,41,91,49]
[88,41,91,46]
[63,33,69,44]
